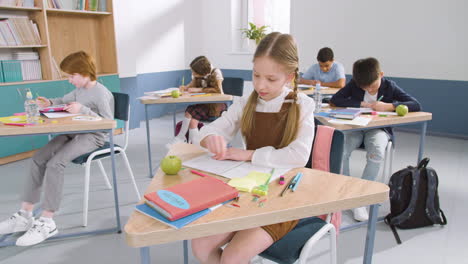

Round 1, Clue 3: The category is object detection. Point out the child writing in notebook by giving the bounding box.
[0,51,114,246]
[330,57,421,221]
[171,56,225,145]
[299,47,346,88]
[190,32,315,264]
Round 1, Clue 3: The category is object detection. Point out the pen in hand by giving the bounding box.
[376,95,383,102]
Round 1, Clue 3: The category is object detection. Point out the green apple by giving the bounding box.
[160,155,182,175]
[171,90,181,98]
[396,104,409,116]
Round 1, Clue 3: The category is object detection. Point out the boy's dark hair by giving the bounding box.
[317,47,334,63]
[352,57,381,87]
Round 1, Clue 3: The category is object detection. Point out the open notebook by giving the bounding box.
[182,153,291,182]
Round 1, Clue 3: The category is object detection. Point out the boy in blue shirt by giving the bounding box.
[331,57,421,221]
[299,47,346,88]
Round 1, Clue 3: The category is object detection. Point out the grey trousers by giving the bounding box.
[22,134,101,211]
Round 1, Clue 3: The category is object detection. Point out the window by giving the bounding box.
[231,0,290,53]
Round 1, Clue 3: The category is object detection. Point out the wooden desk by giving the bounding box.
[299,86,339,96]
[0,117,122,247]
[125,143,389,264]
[139,93,233,177]
[315,112,433,163]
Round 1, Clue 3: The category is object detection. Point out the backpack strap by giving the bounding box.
[388,167,421,226]
[425,167,448,225]
[384,215,402,244]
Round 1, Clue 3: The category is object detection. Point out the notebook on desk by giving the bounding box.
[39,104,66,113]
[182,153,290,181]
[329,109,361,120]
[144,176,238,221]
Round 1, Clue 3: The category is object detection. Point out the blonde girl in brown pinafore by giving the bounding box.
[191,32,316,264]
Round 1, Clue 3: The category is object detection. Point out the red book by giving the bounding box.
[144,176,238,221]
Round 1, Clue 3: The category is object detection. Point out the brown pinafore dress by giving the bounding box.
[246,100,299,242]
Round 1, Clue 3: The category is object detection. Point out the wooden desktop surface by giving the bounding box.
[139,93,233,105]
[0,116,116,136]
[315,112,432,131]
[125,143,389,248]
[300,86,339,95]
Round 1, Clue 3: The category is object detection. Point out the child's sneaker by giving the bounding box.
[0,211,33,235]
[16,217,58,246]
[353,207,369,222]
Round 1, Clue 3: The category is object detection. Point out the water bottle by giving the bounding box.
[24,90,40,124]
[313,83,322,113]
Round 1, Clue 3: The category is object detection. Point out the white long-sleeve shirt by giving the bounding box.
[195,88,316,168]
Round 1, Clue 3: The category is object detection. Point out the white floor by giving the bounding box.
[0,111,467,264]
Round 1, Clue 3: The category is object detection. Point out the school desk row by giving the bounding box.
[139,91,432,177]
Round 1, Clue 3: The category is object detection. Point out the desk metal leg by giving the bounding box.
[173,104,177,135]
[183,240,189,264]
[109,129,121,232]
[363,204,379,264]
[145,105,154,178]
[140,247,150,264]
[418,121,427,163]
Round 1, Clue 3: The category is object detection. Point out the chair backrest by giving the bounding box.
[112,92,130,121]
[306,125,344,174]
[112,92,131,149]
[222,77,244,97]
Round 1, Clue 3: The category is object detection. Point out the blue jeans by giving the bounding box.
[342,129,389,181]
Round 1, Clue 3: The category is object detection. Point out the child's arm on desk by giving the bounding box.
[201,135,254,161]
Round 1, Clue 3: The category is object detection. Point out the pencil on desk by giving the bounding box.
[191,93,212,97]
[280,176,296,197]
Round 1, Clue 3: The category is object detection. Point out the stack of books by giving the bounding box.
[136,175,239,229]
[0,51,41,82]
[0,0,34,7]
[329,108,362,120]
[0,17,41,46]
[46,0,106,12]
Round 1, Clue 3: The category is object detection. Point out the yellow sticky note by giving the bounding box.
[228,178,257,192]
[246,171,270,185]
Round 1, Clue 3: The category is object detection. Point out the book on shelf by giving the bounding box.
[0,0,34,7]
[135,201,227,229]
[144,176,239,221]
[0,18,41,46]
[329,108,362,120]
[51,56,62,79]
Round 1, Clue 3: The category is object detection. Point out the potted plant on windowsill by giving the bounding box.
[241,22,268,51]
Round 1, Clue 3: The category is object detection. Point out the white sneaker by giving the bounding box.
[165,137,186,149]
[353,207,369,222]
[0,212,33,235]
[16,217,58,246]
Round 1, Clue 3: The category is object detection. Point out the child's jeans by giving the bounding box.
[342,129,389,181]
[22,134,101,212]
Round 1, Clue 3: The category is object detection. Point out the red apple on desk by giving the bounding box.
[161,155,182,175]
[396,105,408,116]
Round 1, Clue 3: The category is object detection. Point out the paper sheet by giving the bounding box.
[329,116,372,126]
[42,112,79,119]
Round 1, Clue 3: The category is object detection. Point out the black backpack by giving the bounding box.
[385,158,447,244]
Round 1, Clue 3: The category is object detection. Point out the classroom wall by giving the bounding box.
[181,0,468,137]
[113,0,189,128]
[112,0,467,137]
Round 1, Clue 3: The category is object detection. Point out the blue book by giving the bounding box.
[135,202,226,229]
[329,108,361,120]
